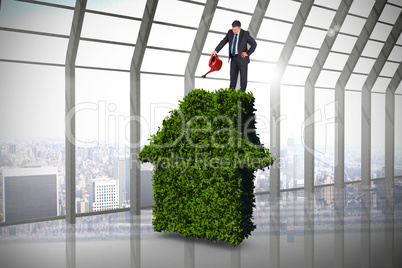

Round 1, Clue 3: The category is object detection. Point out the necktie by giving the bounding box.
[232,33,238,56]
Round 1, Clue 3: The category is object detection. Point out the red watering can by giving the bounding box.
[201,54,222,78]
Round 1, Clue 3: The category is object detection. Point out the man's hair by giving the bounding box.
[232,20,241,28]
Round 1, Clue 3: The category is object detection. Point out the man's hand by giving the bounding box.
[212,51,217,56]
[241,52,248,58]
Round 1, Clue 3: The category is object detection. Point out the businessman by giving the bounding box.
[212,20,257,92]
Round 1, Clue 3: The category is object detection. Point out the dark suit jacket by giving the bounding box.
[215,29,257,64]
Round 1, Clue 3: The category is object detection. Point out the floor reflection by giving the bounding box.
[0,180,401,268]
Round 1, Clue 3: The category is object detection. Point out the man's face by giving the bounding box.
[232,26,241,34]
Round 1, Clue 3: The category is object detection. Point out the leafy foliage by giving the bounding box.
[138,88,275,246]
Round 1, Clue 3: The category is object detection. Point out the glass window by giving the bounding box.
[345,74,366,90]
[348,0,375,18]
[0,62,65,221]
[81,13,140,44]
[203,32,228,54]
[305,7,336,30]
[248,62,275,83]
[380,62,399,77]
[281,66,310,86]
[38,0,75,6]
[75,69,130,212]
[76,40,134,70]
[86,0,147,18]
[297,27,327,48]
[210,9,252,33]
[280,85,305,190]
[345,91,361,182]
[148,24,196,51]
[395,95,402,176]
[288,47,319,67]
[353,57,376,74]
[370,23,392,42]
[378,4,402,24]
[314,88,335,185]
[314,0,341,10]
[218,0,258,14]
[316,70,341,88]
[258,19,292,43]
[154,0,204,28]
[389,45,402,62]
[339,15,366,36]
[251,41,284,63]
[361,40,384,58]
[0,0,73,35]
[332,34,357,54]
[371,93,385,179]
[195,77,230,92]
[0,31,68,64]
[372,77,391,93]
[142,49,189,75]
[323,52,348,71]
[265,0,300,22]
[396,81,402,94]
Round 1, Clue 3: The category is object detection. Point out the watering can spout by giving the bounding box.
[202,54,222,78]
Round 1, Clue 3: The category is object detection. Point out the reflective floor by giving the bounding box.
[1,180,402,268]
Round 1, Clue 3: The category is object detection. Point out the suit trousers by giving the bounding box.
[229,55,248,92]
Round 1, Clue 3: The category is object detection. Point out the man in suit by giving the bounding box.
[212,20,257,92]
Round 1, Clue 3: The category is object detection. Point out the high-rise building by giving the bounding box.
[113,156,130,207]
[1,166,58,222]
[89,177,119,212]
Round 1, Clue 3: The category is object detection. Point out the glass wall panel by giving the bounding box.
[76,41,134,70]
[154,0,204,28]
[265,0,300,22]
[281,66,310,86]
[339,15,365,36]
[75,69,130,212]
[249,83,270,193]
[141,49,189,75]
[316,70,341,88]
[314,88,335,185]
[361,40,384,58]
[322,53,348,71]
[38,0,75,6]
[332,35,357,54]
[258,19,292,42]
[380,62,399,77]
[0,62,65,222]
[210,9,251,33]
[0,31,68,64]
[251,41,283,63]
[348,0,375,17]
[0,0,73,35]
[395,95,402,177]
[370,23,392,42]
[314,0,341,9]
[297,28,327,48]
[147,24,196,51]
[372,77,391,93]
[389,45,402,62]
[353,58,376,74]
[288,47,319,67]
[218,0,258,13]
[86,0,147,18]
[248,62,275,83]
[81,13,140,44]
[305,7,335,29]
[345,91,361,182]
[371,93,385,179]
[280,86,305,190]
[195,77,229,92]
[345,74,366,90]
[378,4,401,24]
